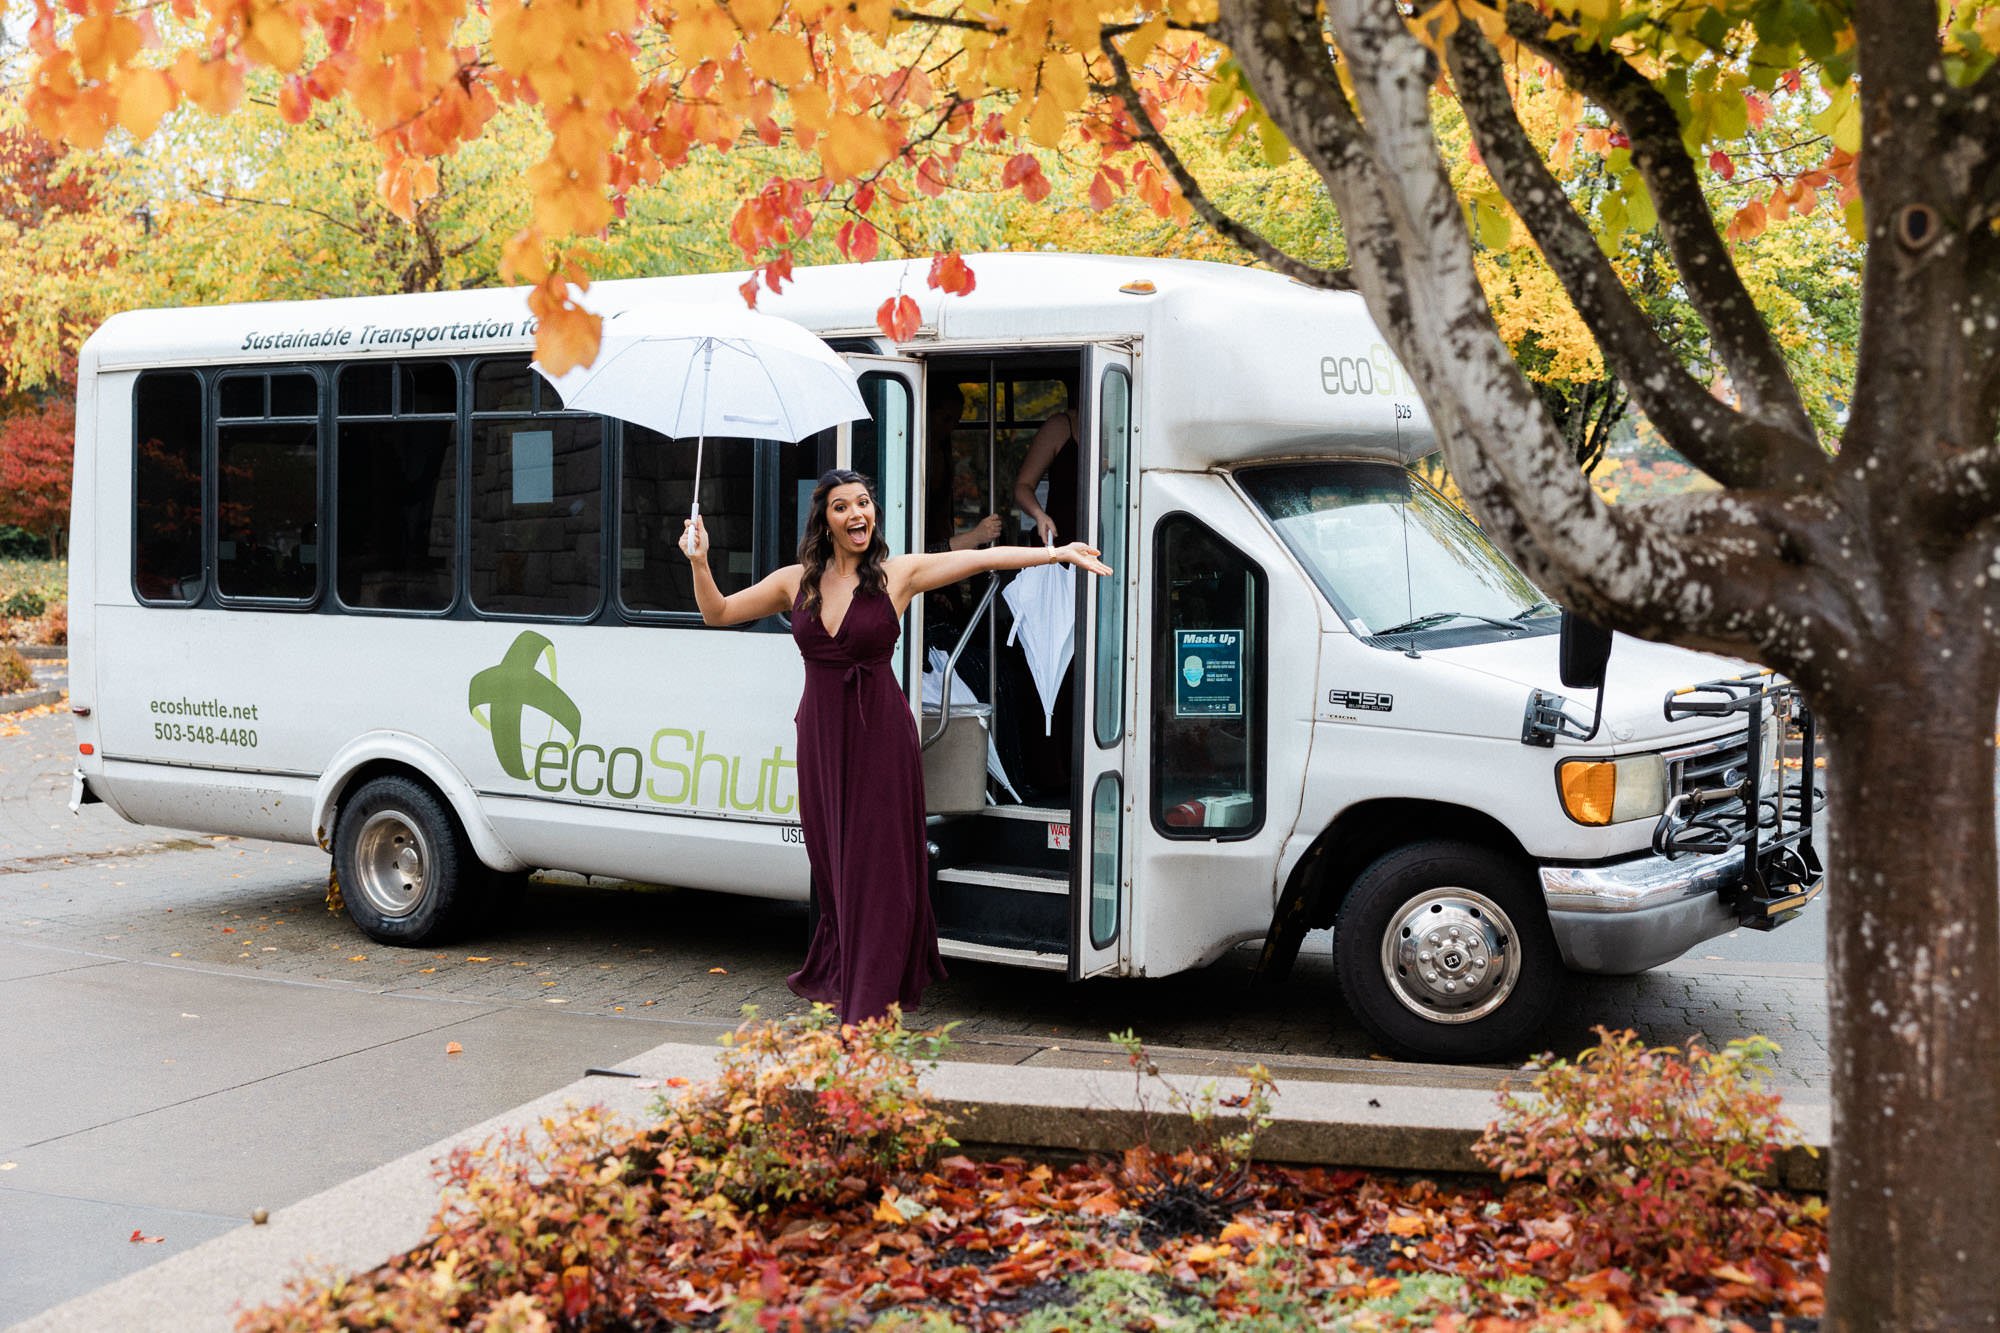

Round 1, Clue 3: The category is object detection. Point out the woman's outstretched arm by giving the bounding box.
[892,540,1111,603]
[681,515,799,625]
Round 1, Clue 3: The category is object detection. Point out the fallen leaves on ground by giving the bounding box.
[254,1150,1824,1331]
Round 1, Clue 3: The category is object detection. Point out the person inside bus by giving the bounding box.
[680,471,1110,1024]
[924,384,1001,556]
[1007,377,1083,793]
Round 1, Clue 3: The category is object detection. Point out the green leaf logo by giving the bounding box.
[468,631,583,780]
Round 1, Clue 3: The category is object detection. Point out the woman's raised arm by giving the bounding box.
[892,540,1111,604]
[682,516,800,625]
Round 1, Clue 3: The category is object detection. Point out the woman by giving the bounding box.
[682,469,1110,1023]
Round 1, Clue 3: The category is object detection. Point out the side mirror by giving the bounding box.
[1559,611,1613,691]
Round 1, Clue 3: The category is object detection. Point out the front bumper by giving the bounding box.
[1538,847,1823,974]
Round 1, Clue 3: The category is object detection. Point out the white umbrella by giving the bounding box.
[532,303,869,545]
[1002,559,1076,736]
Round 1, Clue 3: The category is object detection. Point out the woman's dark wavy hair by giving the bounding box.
[797,469,890,617]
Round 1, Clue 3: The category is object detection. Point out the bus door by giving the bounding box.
[840,355,925,690]
[1070,345,1136,979]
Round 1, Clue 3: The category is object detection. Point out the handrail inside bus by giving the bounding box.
[922,573,1000,752]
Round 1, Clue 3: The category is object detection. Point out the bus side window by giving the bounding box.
[215,370,320,603]
[335,361,458,613]
[1150,514,1267,839]
[469,356,603,619]
[133,371,205,605]
[619,426,757,617]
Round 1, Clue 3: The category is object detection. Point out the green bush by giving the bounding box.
[1,588,46,620]
[654,1004,958,1208]
[1473,1026,1816,1283]
[0,527,42,560]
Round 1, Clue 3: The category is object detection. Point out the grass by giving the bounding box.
[0,557,65,604]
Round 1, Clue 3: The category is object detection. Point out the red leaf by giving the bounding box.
[854,183,876,213]
[1709,149,1735,181]
[738,275,761,308]
[560,1265,591,1319]
[927,251,975,295]
[875,294,921,341]
[277,77,311,124]
[129,1229,164,1244]
[838,219,879,262]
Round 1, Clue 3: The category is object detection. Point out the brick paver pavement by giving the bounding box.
[2,702,1829,1090]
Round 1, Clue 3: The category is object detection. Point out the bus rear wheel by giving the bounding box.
[335,776,478,946]
[1333,840,1562,1062]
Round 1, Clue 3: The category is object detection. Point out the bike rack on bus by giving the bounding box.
[1654,669,1826,928]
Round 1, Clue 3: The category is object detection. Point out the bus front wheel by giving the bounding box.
[1333,840,1562,1062]
[335,776,478,946]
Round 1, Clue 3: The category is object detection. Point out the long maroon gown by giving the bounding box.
[786,585,946,1021]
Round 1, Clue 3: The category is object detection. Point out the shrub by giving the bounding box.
[241,1106,649,1332]
[0,527,41,559]
[1472,1027,1814,1282]
[2,588,46,619]
[31,601,65,646]
[0,647,31,694]
[653,1004,957,1208]
[1108,1030,1277,1237]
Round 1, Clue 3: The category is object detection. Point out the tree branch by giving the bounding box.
[1499,3,1821,459]
[1101,37,1351,290]
[1915,441,2000,533]
[1445,29,1813,490]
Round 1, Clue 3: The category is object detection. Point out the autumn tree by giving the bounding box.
[0,393,73,556]
[13,1,1998,1325]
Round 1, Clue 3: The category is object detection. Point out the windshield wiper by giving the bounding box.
[1372,610,1523,637]
[1511,599,1559,621]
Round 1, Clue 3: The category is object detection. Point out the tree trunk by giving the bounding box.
[1819,640,2000,1330]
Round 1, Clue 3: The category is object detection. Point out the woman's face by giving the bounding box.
[825,482,876,555]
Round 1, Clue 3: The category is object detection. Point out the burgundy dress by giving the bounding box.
[786,585,946,1022]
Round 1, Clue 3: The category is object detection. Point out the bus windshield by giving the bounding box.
[1238,461,1552,645]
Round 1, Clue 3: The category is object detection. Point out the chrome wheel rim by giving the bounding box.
[353,810,430,919]
[1379,887,1521,1025]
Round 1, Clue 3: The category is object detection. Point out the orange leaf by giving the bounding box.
[277,76,311,125]
[114,69,177,140]
[1383,1213,1428,1237]
[533,304,605,377]
[445,1041,463,1055]
[876,294,920,342]
[838,219,879,262]
[927,251,975,295]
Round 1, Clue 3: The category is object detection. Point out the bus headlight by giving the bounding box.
[1558,754,1669,826]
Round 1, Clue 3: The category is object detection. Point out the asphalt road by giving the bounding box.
[2,700,1830,1077]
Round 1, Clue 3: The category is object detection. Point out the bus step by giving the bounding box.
[932,805,1072,873]
[931,864,1067,955]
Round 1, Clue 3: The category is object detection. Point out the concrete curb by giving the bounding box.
[13,1035,1831,1333]
[0,686,61,715]
[11,646,66,661]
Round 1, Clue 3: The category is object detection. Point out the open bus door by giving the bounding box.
[1070,345,1135,979]
[839,355,926,691]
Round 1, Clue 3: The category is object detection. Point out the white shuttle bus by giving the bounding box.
[66,254,1821,1060]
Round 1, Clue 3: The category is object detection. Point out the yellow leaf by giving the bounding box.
[115,70,177,140]
[746,32,814,87]
[1183,1243,1227,1263]
[242,2,306,73]
[873,1193,907,1225]
[1026,93,1067,149]
[1121,15,1168,67]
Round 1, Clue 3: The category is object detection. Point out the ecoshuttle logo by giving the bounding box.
[464,630,798,814]
[468,631,583,780]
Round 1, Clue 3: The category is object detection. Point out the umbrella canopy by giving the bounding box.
[1002,562,1076,736]
[532,303,869,538]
